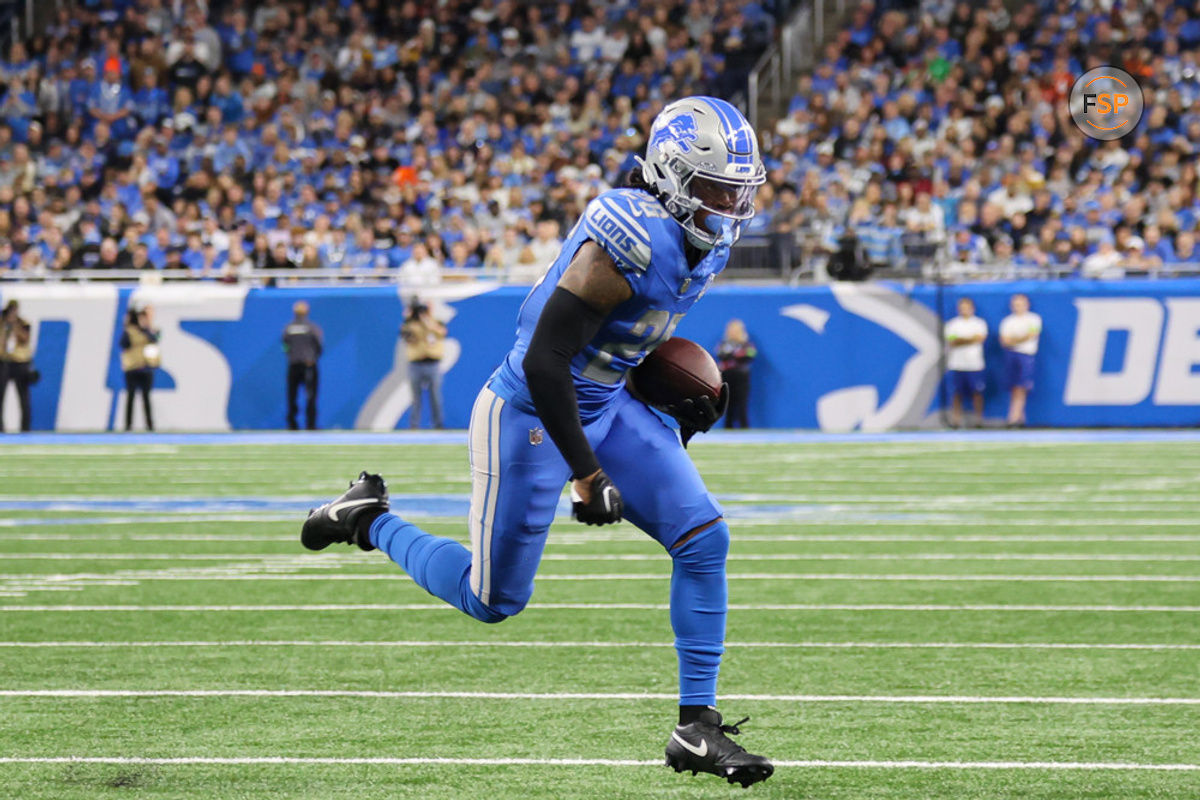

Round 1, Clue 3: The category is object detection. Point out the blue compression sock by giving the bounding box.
[369,513,505,623]
[669,520,730,706]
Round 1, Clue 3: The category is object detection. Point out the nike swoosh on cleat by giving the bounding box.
[327,497,379,522]
[671,731,708,758]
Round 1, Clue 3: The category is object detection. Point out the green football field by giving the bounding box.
[1,433,1199,799]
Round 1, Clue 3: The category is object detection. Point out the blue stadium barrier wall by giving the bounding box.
[2,279,1198,431]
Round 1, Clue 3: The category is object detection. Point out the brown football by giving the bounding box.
[630,337,723,409]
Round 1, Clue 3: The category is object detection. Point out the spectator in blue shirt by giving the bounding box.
[0,238,17,270]
[201,242,227,275]
[212,126,251,173]
[65,62,94,118]
[145,227,173,269]
[133,68,171,128]
[222,12,257,76]
[880,101,912,142]
[951,226,992,265]
[1,42,34,84]
[390,229,415,268]
[1170,231,1198,269]
[181,233,205,271]
[318,229,348,270]
[146,137,180,194]
[210,74,245,123]
[857,203,905,267]
[1143,224,1176,264]
[1,79,38,142]
[445,240,482,270]
[88,63,135,140]
[343,230,376,271]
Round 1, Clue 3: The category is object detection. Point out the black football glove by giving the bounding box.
[667,383,729,448]
[570,470,623,526]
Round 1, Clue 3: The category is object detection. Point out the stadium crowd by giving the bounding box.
[0,0,775,283]
[769,0,1200,278]
[0,0,1197,283]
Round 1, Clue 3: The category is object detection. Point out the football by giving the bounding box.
[630,337,723,409]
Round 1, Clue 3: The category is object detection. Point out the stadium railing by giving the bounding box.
[8,260,1200,287]
[747,0,850,128]
[0,267,510,287]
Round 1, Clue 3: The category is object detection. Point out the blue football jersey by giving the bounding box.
[489,187,729,421]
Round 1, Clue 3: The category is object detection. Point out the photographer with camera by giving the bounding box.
[119,303,161,432]
[1,300,35,432]
[400,297,447,430]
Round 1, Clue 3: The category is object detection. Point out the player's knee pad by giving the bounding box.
[669,518,730,571]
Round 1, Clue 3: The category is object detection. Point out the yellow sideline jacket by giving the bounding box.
[401,317,447,362]
[1,316,33,364]
[121,324,161,371]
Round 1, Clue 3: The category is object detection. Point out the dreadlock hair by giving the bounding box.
[621,165,654,193]
[621,164,676,216]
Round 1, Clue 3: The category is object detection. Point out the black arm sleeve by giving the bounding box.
[522,287,608,480]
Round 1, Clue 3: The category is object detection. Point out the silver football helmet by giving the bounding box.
[637,96,766,250]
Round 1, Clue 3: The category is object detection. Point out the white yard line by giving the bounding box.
[5,572,1200,583]
[0,533,304,540]
[7,552,1200,563]
[0,640,1196,651]
[0,516,298,528]
[2,603,1199,613]
[0,554,331,561]
[7,533,1200,545]
[713,533,1200,542]
[4,526,1200,542]
[3,690,1200,705]
[728,520,1200,528]
[0,756,1197,770]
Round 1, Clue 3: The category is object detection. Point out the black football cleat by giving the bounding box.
[665,709,774,788]
[301,472,389,552]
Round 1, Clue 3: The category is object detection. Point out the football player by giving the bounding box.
[302,96,774,787]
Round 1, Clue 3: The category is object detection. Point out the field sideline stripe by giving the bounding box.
[3,690,1200,705]
[6,573,1200,583]
[3,603,1200,613]
[9,553,1200,563]
[1,640,1197,651]
[0,756,1197,770]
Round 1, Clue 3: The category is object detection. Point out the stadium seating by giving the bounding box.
[0,0,777,284]
[0,0,1194,283]
[765,0,1200,280]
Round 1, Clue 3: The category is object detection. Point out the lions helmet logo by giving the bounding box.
[650,113,700,154]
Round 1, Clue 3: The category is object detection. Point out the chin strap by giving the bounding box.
[685,228,714,251]
[685,218,735,251]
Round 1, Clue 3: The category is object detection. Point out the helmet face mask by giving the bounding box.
[638,96,765,250]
